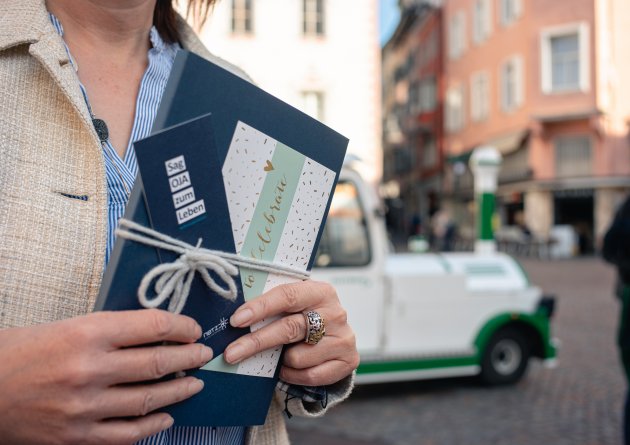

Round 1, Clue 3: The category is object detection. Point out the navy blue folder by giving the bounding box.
[95,50,348,427]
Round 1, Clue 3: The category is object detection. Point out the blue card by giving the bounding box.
[133,113,249,358]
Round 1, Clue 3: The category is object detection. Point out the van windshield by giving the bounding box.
[315,180,371,268]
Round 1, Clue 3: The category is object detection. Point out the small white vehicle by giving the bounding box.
[312,166,557,385]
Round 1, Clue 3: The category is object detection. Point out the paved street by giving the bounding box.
[287,258,625,445]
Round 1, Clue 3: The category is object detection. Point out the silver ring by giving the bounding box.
[304,310,326,345]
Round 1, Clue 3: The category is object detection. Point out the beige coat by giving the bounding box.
[0,0,352,443]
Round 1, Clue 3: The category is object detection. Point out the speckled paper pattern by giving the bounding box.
[221,122,334,378]
[222,122,277,252]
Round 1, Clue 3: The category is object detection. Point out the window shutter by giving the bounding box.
[460,84,467,129]
[513,0,523,19]
[449,16,457,59]
[500,63,508,112]
[445,89,452,132]
[470,75,476,120]
[484,0,493,38]
[514,55,524,107]
[482,72,489,119]
[458,11,467,55]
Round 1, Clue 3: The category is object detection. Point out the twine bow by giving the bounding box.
[115,219,310,314]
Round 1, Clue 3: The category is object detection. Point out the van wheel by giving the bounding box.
[480,328,530,385]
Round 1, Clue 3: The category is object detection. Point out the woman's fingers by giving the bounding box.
[225,279,359,386]
[87,413,175,445]
[107,343,213,384]
[0,313,210,444]
[230,281,337,328]
[282,334,353,370]
[92,377,204,419]
[280,359,357,387]
[96,310,202,348]
[224,313,307,364]
[280,325,359,386]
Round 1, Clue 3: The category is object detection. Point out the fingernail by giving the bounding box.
[193,323,202,339]
[230,308,253,327]
[199,345,213,364]
[162,415,174,429]
[225,343,245,364]
[189,378,205,393]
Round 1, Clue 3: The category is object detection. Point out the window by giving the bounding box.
[231,0,253,34]
[411,78,437,114]
[314,181,371,268]
[500,55,524,112]
[420,77,437,113]
[473,0,492,44]
[470,71,490,122]
[423,137,438,168]
[500,0,522,26]
[303,0,325,36]
[408,81,420,114]
[541,23,590,93]
[555,136,592,177]
[301,91,325,121]
[550,34,579,91]
[418,29,439,69]
[384,114,403,144]
[445,85,465,133]
[394,147,414,174]
[448,10,467,60]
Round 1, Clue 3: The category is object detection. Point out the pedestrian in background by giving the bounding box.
[602,196,630,445]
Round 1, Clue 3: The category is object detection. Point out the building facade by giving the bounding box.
[442,0,630,253]
[382,1,444,239]
[189,0,382,183]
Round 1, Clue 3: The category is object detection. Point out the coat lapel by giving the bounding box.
[28,34,99,148]
[2,0,101,151]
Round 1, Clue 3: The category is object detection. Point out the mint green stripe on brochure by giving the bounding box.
[239,142,305,300]
[201,141,305,373]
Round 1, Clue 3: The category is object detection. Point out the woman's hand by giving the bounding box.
[0,310,212,445]
[225,281,359,386]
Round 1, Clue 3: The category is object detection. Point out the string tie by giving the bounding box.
[115,218,310,314]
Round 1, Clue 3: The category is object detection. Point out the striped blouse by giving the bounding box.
[49,13,245,445]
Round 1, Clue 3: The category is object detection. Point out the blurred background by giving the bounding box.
[188,0,629,443]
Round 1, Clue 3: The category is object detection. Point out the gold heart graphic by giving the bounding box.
[264,160,274,172]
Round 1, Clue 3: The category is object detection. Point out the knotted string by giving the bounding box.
[115,218,310,314]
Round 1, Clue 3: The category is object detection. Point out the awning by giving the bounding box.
[485,129,529,155]
[446,150,473,164]
[497,175,630,195]
[447,129,529,163]
[532,108,601,123]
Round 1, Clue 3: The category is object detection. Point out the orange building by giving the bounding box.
[443,0,630,253]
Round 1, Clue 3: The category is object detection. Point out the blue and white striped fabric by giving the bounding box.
[49,14,245,445]
[141,427,245,445]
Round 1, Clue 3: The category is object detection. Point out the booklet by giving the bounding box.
[95,51,348,427]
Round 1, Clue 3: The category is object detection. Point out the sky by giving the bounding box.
[379,0,400,45]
